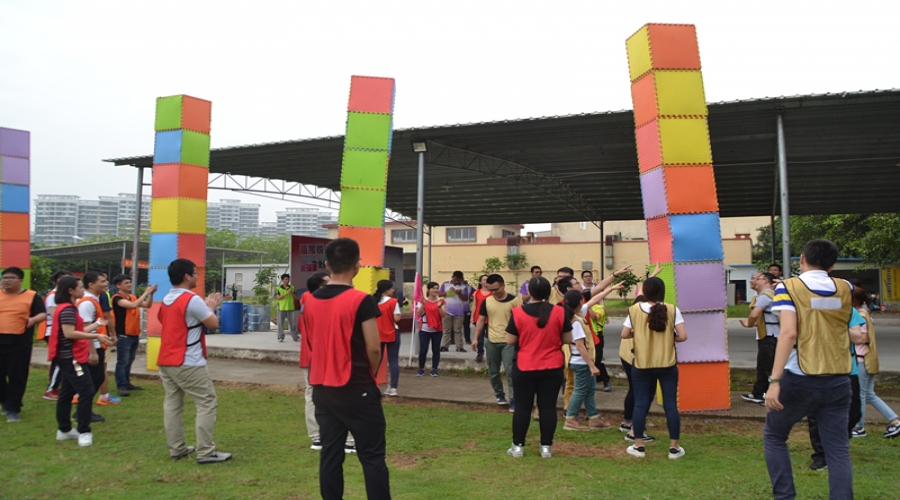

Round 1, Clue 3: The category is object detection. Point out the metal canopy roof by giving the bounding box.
[32,240,265,262]
[106,89,900,226]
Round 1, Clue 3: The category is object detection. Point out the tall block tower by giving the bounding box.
[626,24,730,411]
[0,128,32,286]
[338,76,396,293]
[146,95,212,370]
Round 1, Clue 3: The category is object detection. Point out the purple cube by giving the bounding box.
[1,156,29,185]
[0,128,30,158]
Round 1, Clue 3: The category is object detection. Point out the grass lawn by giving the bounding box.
[3,369,899,500]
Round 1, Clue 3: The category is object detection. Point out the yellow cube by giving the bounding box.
[353,266,390,294]
[150,198,207,234]
[145,337,161,371]
[655,71,708,117]
[658,118,712,165]
[626,25,652,82]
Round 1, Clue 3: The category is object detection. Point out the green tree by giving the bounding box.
[29,256,55,293]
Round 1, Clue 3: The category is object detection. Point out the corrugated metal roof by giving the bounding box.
[105,89,900,225]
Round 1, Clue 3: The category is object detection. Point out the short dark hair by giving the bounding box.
[426,281,440,291]
[51,270,72,286]
[452,270,464,279]
[167,258,197,286]
[1,267,24,279]
[56,276,82,305]
[557,267,574,276]
[325,238,360,274]
[112,274,131,286]
[768,263,783,273]
[306,271,331,294]
[581,270,593,278]
[83,271,105,287]
[556,276,575,294]
[758,272,776,285]
[486,274,505,286]
[530,266,542,273]
[281,274,290,280]
[802,239,839,270]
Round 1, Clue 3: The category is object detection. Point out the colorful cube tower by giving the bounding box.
[338,76,396,293]
[146,95,212,370]
[626,24,730,411]
[0,128,31,286]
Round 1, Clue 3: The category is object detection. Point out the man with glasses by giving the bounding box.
[519,266,542,302]
[741,273,779,405]
[0,267,47,423]
[472,274,522,411]
[550,267,575,305]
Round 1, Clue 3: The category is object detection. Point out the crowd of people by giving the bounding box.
[3,236,899,499]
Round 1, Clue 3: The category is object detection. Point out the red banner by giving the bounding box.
[122,258,149,270]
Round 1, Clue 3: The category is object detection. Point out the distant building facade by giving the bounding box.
[276,207,335,238]
[34,193,151,245]
[207,199,260,237]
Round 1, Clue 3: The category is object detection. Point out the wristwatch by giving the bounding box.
[768,376,780,384]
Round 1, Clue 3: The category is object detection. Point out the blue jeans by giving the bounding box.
[417,331,442,371]
[764,371,852,500]
[115,335,140,388]
[857,363,898,427]
[382,333,401,389]
[631,365,679,440]
[566,364,598,418]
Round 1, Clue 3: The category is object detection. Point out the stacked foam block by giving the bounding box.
[146,95,212,370]
[0,128,31,287]
[626,24,730,411]
[338,76,396,293]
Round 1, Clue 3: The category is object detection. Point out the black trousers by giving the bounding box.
[511,366,565,446]
[0,339,33,414]
[88,348,105,395]
[753,336,777,398]
[313,382,390,500]
[463,312,472,344]
[809,374,860,463]
[621,357,655,422]
[594,336,611,384]
[55,358,96,433]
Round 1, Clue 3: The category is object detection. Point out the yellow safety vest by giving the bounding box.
[629,302,677,369]
[753,290,777,340]
[782,277,853,375]
[859,309,879,374]
[563,316,596,367]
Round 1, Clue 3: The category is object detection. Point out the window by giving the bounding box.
[235,273,243,282]
[502,230,516,238]
[391,229,416,243]
[446,227,476,242]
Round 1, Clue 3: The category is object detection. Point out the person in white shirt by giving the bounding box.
[43,270,72,401]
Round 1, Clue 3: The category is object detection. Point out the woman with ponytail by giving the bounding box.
[374,280,401,396]
[416,282,446,376]
[504,276,572,458]
[621,277,688,460]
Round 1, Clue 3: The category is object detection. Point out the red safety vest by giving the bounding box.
[113,293,141,336]
[305,288,368,387]
[472,290,491,324]
[422,299,444,332]
[299,292,311,369]
[376,298,398,342]
[511,305,566,371]
[584,312,601,345]
[48,302,89,364]
[157,292,207,367]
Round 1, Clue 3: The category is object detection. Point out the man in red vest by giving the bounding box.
[0,267,47,423]
[157,258,228,464]
[303,238,389,500]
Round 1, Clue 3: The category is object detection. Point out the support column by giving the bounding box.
[626,23,729,411]
[0,128,32,286]
[146,95,212,370]
[776,113,791,277]
[131,166,144,281]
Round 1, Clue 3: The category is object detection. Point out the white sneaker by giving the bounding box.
[384,388,398,397]
[78,432,93,447]
[56,429,80,441]
[540,445,552,458]
[507,443,524,458]
[626,445,645,458]
[668,446,685,460]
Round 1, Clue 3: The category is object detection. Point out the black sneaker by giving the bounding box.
[310,439,322,451]
[741,393,765,404]
[75,413,105,423]
[126,384,143,391]
[475,354,484,362]
[118,387,130,397]
[625,433,655,443]
[344,444,357,454]
[440,347,449,352]
[809,460,828,471]
[619,422,632,433]
[884,422,900,439]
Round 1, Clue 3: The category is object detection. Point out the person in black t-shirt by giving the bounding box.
[303,238,389,500]
[0,267,47,423]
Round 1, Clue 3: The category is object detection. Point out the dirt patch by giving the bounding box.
[553,440,623,459]
[389,441,478,469]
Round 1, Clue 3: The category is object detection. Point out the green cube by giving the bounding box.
[656,262,678,305]
[338,188,386,228]
[155,95,184,132]
[22,268,31,290]
[181,130,211,167]
[340,149,389,189]
[345,112,392,151]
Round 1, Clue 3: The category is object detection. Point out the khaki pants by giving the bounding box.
[301,368,354,445]
[159,365,218,459]
[563,366,575,410]
[441,315,465,350]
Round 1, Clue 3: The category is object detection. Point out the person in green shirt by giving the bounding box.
[275,274,299,342]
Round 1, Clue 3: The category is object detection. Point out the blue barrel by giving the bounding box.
[220,302,244,334]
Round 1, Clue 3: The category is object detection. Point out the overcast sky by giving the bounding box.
[2,0,897,231]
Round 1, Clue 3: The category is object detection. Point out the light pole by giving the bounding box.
[412,139,427,285]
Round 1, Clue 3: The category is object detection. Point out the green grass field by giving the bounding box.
[3,369,898,499]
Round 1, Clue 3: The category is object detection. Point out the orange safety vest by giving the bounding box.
[157,292,207,366]
[376,297,398,343]
[76,295,108,350]
[0,289,36,335]
[113,293,141,336]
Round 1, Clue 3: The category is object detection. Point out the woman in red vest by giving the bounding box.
[374,280,402,396]
[504,276,572,458]
[48,276,112,447]
[416,282,446,377]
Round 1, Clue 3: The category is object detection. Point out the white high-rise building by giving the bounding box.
[207,199,260,237]
[33,193,151,245]
[276,207,334,238]
[33,195,79,246]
